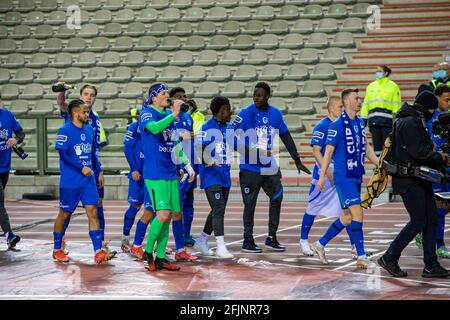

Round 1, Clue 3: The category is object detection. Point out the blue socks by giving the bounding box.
[53,232,64,250]
[300,213,316,240]
[319,218,345,246]
[346,225,354,246]
[89,229,103,252]
[183,196,194,237]
[123,206,140,236]
[172,219,185,251]
[350,221,365,257]
[133,220,149,247]
[436,208,447,249]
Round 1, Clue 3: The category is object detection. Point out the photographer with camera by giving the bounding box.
[378,90,450,278]
[0,94,24,249]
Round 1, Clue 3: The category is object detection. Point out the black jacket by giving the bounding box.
[391,102,444,193]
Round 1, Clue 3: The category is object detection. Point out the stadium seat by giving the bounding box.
[104,0,124,11]
[103,133,126,151]
[270,48,294,65]
[280,33,304,49]
[47,118,64,133]
[267,20,289,34]
[242,20,265,35]
[87,37,110,52]
[42,38,63,53]
[92,99,106,114]
[285,64,309,80]
[60,67,83,83]
[159,66,182,82]
[148,22,169,36]
[289,97,316,115]
[175,82,194,97]
[234,65,257,81]
[350,3,371,17]
[137,8,158,23]
[220,50,243,65]
[0,39,16,53]
[332,32,355,47]
[146,51,169,66]
[317,18,339,33]
[172,22,193,36]
[73,52,98,67]
[302,5,323,19]
[35,68,58,84]
[160,8,181,22]
[283,114,305,133]
[124,22,147,37]
[278,5,299,19]
[254,6,275,20]
[171,0,192,9]
[295,48,320,64]
[321,47,346,64]
[256,34,279,49]
[194,0,216,6]
[208,65,231,81]
[326,4,348,18]
[84,0,102,11]
[0,26,7,38]
[184,66,207,82]
[306,33,329,48]
[63,38,86,53]
[300,80,326,97]
[196,81,220,98]
[11,25,31,39]
[269,98,287,113]
[239,0,260,6]
[0,69,11,84]
[107,99,130,115]
[0,0,13,13]
[53,53,73,68]
[29,100,54,115]
[1,84,20,99]
[122,51,145,67]
[206,7,228,21]
[18,38,40,53]
[4,53,25,68]
[85,67,108,83]
[128,0,146,9]
[113,36,134,51]
[183,36,206,50]
[28,53,49,68]
[97,82,119,98]
[311,63,336,80]
[218,21,240,36]
[135,36,158,51]
[245,49,268,65]
[159,36,182,51]
[172,50,194,66]
[231,35,254,50]
[23,11,45,25]
[133,66,157,83]
[92,10,112,24]
[259,64,283,81]
[216,0,239,8]
[21,83,44,100]
[342,17,364,33]
[149,0,170,9]
[48,11,66,25]
[195,50,218,65]
[273,80,298,97]
[3,12,22,26]
[103,23,123,37]
[12,68,34,84]
[34,25,54,39]
[207,35,229,50]
[195,21,216,35]
[8,100,29,115]
[183,7,204,22]
[56,25,76,38]
[230,6,252,20]
[291,19,314,34]
[79,24,99,38]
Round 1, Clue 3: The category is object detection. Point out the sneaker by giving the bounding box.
[415,234,423,250]
[216,245,234,259]
[7,234,20,250]
[155,257,181,271]
[165,247,174,255]
[102,241,117,258]
[437,246,450,259]
[422,265,450,278]
[242,240,262,253]
[52,249,69,263]
[300,240,314,256]
[312,241,328,265]
[94,249,115,264]
[351,246,373,260]
[356,256,376,269]
[143,251,156,272]
[377,256,408,277]
[184,234,196,247]
[175,249,198,261]
[193,239,214,256]
[265,236,285,252]
[121,238,131,253]
[130,245,144,260]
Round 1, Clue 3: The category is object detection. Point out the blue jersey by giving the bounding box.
[0,109,23,173]
[233,104,288,174]
[123,121,144,179]
[326,115,365,184]
[175,112,195,165]
[138,106,179,180]
[310,117,332,180]
[427,110,443,152]
[196,118,233,189]
[55,122,98,188]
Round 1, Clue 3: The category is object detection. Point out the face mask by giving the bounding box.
[434,70,447,80]
[375,72,384,80]
[136,104,143,111]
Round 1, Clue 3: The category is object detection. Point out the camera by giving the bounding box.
[432,112,450,154]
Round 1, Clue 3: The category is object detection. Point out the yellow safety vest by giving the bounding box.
[191,110,205,135]
[93,110,107,146]
[130,108,138,123]
[361,77,401,120]
[431,79,450,89]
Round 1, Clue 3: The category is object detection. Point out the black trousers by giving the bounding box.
[384,181,439,268]
[369,125,391,155]
[0,172,11,234]
[239,169,283,241]
[203,185,230,237]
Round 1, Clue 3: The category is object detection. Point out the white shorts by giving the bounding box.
[306,175,342,218]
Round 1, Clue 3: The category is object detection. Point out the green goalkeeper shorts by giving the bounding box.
[144,179,181,213]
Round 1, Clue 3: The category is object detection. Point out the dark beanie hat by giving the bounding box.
[415,90,438,110]
[416,84,434,97]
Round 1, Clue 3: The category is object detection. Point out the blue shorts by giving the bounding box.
[335,182,362,209]
[59,185,99,213]
[433,183,450,193]
[128,179,153,211]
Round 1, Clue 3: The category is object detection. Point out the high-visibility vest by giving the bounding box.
[93,110,107,146]
[191,110,205,135]
[361,77,402,121]
[431,79,450,89]
[130,108,138,123]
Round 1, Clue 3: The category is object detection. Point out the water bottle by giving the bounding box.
[52,83,74,93]
[12,145,28,160]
